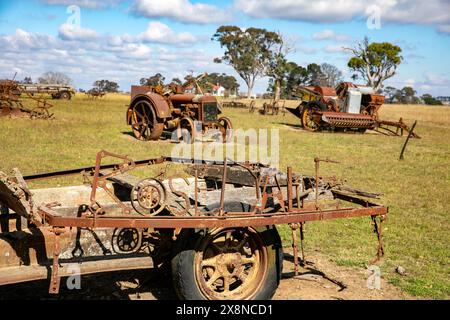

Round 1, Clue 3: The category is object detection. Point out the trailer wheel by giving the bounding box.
[59,91,71,100]
[171,202,282,300]
[130,100,164,141]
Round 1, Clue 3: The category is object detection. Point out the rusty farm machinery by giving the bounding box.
[0,79,54,119]
[0,150,387,300]
[287,82,420,138]
[127,76,233,143]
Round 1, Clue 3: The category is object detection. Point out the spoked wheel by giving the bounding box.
[30,107,51,119]
[301,104,321,131]
[217,117,233,142]
[194,228,267,300]
[130,100,164,141]
[112,228,143,253]
[172,210,282,300]
[59,91,71,100]
[130,178,167,216]
[176,117,196,143]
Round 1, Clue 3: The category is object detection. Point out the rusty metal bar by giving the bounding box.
[287,167,293,212]
[399,120,418,160]
[218,157,228,216]
[0,257,154,286]
[38,205,387,229]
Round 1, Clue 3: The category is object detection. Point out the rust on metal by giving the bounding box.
[0,79,54,119]
[286,82,421,138]
[0,150,388,296]
[126,78,233,143]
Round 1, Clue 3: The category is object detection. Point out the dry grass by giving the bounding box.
[0,94,449,299]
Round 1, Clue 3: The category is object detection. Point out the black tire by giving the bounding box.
[59,91,71,100]
[171,201,283,300]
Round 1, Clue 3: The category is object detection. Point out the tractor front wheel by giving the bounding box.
[217,116,233,142]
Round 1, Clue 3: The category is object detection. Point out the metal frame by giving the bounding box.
[3,151,388,295]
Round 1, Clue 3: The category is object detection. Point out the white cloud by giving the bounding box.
[41,0,121,9]
[437,25,450,34]
[0,29,56,51]
[131,0,230,24]
[324,44,349,53]
[234,0,450,33]
[0,28,219,91]
[58,23,100,41]
[312,29,350,41]
[139,22,197,44]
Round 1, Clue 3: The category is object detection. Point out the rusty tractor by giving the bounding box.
[287,82,420,138]
[0,80,53,119]
[0,150,386,300]
[126,84,232,143]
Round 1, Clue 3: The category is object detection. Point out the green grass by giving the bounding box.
[0,94,449,299]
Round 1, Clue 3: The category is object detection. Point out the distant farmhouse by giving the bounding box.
[436,96,450,105]
[212,84,225,97]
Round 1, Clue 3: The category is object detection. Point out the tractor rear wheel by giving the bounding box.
[130,100,164,141]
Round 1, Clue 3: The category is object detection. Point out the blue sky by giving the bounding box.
[0,0,449,96]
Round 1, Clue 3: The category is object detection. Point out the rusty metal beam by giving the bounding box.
[39,205,387,229]
[0,256,153,286]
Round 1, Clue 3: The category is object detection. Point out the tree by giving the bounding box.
[383,86,399,103]
[212,26,282,98]
[21,77,33,84]
[170,78,182,85]
[38,71,72,85]
[268,62,330,99]
[265,33,294,100]
[93,80,119,93]
[200,73,240,94]
[320,63,343,87]
[421,94,443,105]
[140,73,165,86]
[306,63,326,86]
[398,86,418,104]
[347,37,402,91]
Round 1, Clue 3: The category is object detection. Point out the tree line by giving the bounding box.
[384,86,443,105]
[139,72,240,95]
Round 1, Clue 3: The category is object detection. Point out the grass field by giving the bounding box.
[0,94,449,299]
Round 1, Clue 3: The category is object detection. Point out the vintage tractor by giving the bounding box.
[126,85,233,143]
[287,82,420,138]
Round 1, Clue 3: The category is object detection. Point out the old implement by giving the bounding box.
[126,84,232,143]
[287,82,420,138]
[0,79,53,119]
[0,150,387,300]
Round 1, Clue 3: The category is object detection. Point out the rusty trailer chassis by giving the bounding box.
[0,151,387,299]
